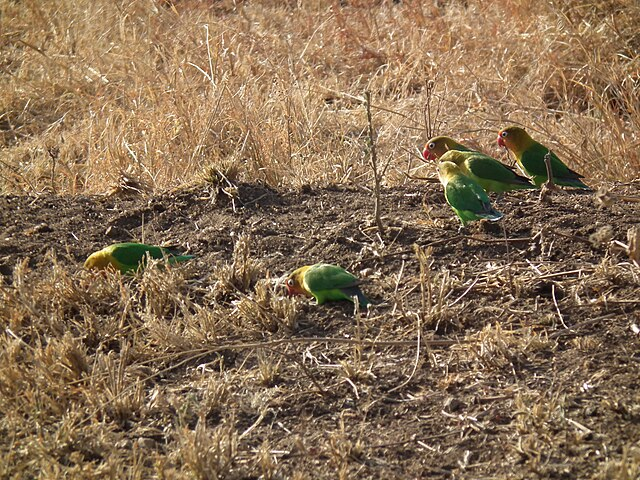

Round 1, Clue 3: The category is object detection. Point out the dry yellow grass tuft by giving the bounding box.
[2,1,640,478]
[1,0,638,195]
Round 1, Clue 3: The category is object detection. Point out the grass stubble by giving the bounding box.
[1,0,639,478]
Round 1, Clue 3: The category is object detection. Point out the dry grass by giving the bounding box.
[2,0,640,478]
[0,189,640,479]
[1,208,638,477]
[0,238,297,478]
[1,0,639,195]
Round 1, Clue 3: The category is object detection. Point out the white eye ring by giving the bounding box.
[501,131,508,138]
[428,142,436,150]
[287,278,295,287]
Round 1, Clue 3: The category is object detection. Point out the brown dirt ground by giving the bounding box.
[1,181,639,478]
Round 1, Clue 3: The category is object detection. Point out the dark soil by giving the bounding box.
[1,181,639,479]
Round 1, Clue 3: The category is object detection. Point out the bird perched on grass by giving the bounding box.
[439,149,536,193]
[438,160,504,226]
[422,136,473,161]
[84,242,194,274]
[285,263,371,307]
[497,126,589,189]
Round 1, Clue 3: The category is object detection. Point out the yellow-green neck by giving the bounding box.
[507,129,535,156]
[289,265,313,296]
[85,250,127,272]
[84,251,113,270]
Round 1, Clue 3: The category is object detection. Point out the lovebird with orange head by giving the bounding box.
[497,126,589,189]
[84,242,194,274]
[285,263,370,308]
[422,136,473,161]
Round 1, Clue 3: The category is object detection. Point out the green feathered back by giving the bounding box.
[445,151,536,192]
[439,161,503,226]
[303,263,370,307]
[92,243,194,273]
[519,144,588,188]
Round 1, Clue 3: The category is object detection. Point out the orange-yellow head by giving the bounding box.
[422,136,468,161]
[497,126,534,155]
[284,266,312,297]
[84,251,114,270]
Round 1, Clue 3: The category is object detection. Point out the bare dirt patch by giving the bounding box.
[1,182,639,478]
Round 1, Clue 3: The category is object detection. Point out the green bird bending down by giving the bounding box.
[422,136,473,161]
[84,242,194,274]
[438,161,504,226]
[285,263,371,307]
[440,149,536,193]
[497,126,589,189]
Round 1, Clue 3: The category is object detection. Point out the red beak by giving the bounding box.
[284,283,302,297]
[422,147,436,161]
[497,136,506,148]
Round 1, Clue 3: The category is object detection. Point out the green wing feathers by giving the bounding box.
[304,264,358,291]
[442,168,503,226]
[440,150,535,193]
[303,263,371,307]
[520,145,589,188]
[109,243,194,267]
[108,243,160,267]
[445,179,501,217]
[338,285,371,307]
[464,155,536,191]
[88,243,194,273]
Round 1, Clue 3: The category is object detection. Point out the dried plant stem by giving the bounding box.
[362,235,533,263]
[414,244,434,322]
[204,336,462,351]
[364,90,384,235]
[47,147,57,194]
[423,80,438,139]
[544,151,556,188]
[387,313,422,394]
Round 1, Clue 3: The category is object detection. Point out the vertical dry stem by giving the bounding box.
[364,91,384,235]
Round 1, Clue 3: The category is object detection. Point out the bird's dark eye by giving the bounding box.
[428,142,436,150]
[287,278,295,287]
[501,131,508,138]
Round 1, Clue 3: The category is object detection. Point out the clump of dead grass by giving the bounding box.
[176,420,238,479]
[1,0,638,195]
[209,234,263,298]
[0,237,298,477]
[2,1,640,478]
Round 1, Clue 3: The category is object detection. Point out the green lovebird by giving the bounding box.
[285,263,371,307]
[438,161,504,226]
[84,242,194,274]
[422,136,473,161]
[497,126,589,188]
[440,149,536,193]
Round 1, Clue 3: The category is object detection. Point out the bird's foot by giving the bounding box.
[538,182,556,204]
